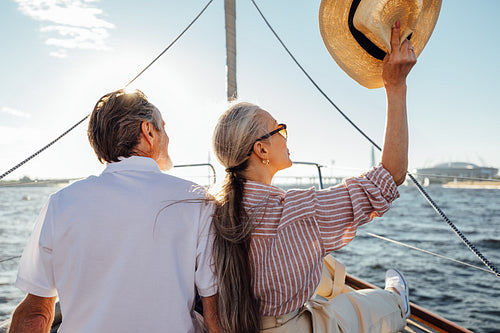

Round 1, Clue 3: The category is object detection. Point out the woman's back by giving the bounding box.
[243,164,398,316]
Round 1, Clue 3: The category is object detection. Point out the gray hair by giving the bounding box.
[211,102,269,333]
[212,102,267,171]
[88,89,161,164]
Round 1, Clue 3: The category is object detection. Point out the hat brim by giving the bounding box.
[319,0,442,89]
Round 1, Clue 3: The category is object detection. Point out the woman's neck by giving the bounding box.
[242,161,275,185]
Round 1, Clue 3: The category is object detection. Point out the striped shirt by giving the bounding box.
[243,164,399,316]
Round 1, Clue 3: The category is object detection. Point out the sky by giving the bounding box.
[0,0,499,183]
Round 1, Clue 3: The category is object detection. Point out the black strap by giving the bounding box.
[348,0,412,61]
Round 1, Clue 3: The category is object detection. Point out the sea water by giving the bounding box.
[0,183,499,332]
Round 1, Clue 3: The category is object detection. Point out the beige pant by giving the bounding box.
[261,289,405,333]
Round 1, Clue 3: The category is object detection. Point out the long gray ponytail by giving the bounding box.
[212,102,267,333]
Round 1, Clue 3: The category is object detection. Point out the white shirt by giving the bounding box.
[15,156,216,333]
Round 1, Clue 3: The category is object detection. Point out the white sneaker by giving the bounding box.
[385,268,410,319]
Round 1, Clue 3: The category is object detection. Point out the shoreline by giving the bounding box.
[442,181,500,189]
[0,179,77,187]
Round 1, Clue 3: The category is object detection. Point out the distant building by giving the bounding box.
[415,162,499,184]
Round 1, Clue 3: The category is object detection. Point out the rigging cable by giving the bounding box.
[0,0,215,181]
[0,256,21,264]
[124,0,214,88]
[249,0,500,278]
[363,232,496,275]
[0,117,89,180]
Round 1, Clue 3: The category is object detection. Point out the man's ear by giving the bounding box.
[140,121,155,146]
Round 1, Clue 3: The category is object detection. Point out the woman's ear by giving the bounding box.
[253,141,269,160]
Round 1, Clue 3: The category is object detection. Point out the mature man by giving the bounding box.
[8,89,218,332]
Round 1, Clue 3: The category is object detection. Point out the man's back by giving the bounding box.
[16,156,215,332]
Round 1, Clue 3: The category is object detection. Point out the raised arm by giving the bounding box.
[380,21,416,185]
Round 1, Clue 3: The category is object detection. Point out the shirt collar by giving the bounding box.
[102,156,161,174]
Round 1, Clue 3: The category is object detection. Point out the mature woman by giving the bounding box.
[212,23,415,333]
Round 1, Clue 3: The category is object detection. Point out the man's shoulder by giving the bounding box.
[135,172,211,203]
[52,175,99,196]
[155,173,205,191]
[157,173,196,186]
[55,172,209,201]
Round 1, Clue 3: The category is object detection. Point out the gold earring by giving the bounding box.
[262,160,267,164]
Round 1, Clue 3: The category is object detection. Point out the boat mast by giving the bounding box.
[224,0,237,101]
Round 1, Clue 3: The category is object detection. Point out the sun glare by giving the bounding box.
[123,86,139,94]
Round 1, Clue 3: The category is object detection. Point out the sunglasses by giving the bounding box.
[248,124,287,156]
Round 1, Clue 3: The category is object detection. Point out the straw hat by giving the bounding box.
[319,0,442,89]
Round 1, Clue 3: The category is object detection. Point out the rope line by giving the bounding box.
[249,0,499,278]
[249,0,381,152]
[124,0,214,88]
[363,232,496,275]
[0,256,21,264]
[407,173,500,277]
[0,116,89,180]
[0,0,215,181]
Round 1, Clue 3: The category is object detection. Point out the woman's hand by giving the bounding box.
[382,21,417,90]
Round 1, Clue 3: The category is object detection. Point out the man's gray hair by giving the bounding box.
[88,89,161,164]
